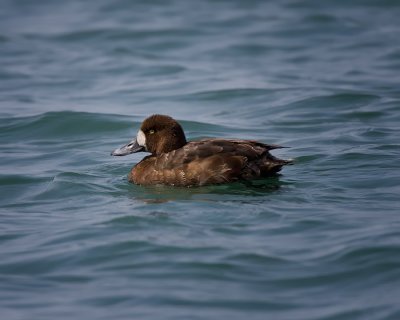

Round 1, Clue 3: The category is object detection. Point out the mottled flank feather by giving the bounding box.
[130,139,292,186]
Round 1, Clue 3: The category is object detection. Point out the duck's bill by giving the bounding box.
[111,139,144,156]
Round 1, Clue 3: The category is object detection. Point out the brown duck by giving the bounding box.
[111,114,292,187]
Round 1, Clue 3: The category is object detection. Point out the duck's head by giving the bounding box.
[111,114,187,156]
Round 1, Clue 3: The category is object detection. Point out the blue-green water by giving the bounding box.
[1,0,400,319]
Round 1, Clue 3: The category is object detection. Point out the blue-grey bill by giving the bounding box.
[111,139,144,156]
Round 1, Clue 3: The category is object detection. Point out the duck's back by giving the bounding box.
[129,139,291,186]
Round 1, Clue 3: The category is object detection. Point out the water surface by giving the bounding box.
[1,1,400,319]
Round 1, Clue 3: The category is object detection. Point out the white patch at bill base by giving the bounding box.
[137,130,146,147]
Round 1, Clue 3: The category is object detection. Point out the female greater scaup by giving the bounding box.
[111,114,292,186]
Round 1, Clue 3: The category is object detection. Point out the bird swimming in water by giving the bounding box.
[111,114,292,187]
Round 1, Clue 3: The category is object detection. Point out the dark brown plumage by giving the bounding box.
[111,115,292,187]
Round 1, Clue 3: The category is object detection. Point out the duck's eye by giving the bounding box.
[149,129,155,134]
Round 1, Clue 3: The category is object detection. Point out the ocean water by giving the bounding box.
[1,0,400,319]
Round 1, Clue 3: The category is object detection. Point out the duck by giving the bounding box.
[111,114,292,187]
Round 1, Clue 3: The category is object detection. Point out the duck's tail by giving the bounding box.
[261,153,294,176]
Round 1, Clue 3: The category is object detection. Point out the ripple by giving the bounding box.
[0,111,139,142]
[1,0,400,319]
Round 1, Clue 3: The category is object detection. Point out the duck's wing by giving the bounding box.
[134,139,291,186]
[152,139,286,185]
[164,139,282,166]
[204,138,286,151]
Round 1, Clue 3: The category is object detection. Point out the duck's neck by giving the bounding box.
[155,133,187,155]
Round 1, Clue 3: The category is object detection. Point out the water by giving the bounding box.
[1,0,400,319]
